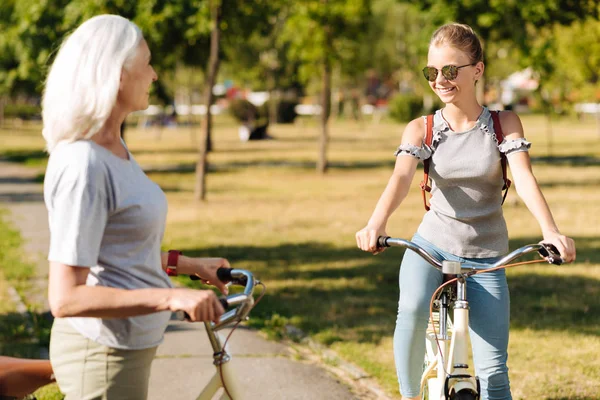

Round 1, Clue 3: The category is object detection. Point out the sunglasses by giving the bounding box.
[422,63,475,82]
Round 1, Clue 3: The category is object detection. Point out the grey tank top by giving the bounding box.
[395,107,531,258]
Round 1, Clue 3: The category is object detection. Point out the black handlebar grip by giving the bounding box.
[539,243,563,265]
[217,267,233,283]
[377,236,390,248]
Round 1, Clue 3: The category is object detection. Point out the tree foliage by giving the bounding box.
[417,0,599,50]
[0,0,70,96]
[281,0,371,85]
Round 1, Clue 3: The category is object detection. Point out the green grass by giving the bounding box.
[0,212,63,399]
[1,114,599,399]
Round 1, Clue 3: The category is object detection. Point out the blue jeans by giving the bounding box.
[394,233,512,400]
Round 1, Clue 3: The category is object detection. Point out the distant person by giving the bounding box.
[356,23,575,400]
[42,15,229,399]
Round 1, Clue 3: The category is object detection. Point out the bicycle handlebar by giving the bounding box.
[174,268,257,331]
[377,236,563,269]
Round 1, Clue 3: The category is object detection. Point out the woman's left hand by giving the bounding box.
[189,257,231,295]
[541,231,576,263]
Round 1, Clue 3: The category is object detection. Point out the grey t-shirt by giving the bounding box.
[44,139,173,350]
[395,108,531,258]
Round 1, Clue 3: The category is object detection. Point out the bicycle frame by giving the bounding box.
[378,237,561,400]
[195,323,241,400]
[175,268,258,400]
[423,268,479,400]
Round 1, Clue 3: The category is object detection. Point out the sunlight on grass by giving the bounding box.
[1,114,598,399]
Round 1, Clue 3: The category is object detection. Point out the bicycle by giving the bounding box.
[174,267,265,400]
[377,236,562,400]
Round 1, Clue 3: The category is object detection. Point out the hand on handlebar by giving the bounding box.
[540,231,576,263]
[356,226,388,255]
[168,288,225,323]
[189,257,231,295]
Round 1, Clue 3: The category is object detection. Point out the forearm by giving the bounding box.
[514,172,560,235]
[50,285,173,319]
[368,171,412,229]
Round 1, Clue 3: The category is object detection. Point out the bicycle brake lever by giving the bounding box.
[538,243,563,265]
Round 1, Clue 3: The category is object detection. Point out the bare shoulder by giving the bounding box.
[497,110,525,139]
[400,116,426,145]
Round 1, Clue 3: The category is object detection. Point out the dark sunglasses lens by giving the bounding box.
[422,67,437,82]
[442,65,459,80]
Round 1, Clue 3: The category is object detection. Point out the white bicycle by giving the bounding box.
[377,236,562,400]
[175,268,264,400]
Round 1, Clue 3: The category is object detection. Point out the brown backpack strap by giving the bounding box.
[490,110,512,204]
[420,114,434,211]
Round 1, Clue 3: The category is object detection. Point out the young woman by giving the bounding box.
[43,15,229,399]
[355,23,575,400]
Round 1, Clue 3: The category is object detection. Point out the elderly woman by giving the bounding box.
[42,15,227,399]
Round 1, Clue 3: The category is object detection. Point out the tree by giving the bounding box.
[282,0,371,173]
[195,0,221,201]
[551,18,600,102]
[0,0,70,123]
[221,2,303,125]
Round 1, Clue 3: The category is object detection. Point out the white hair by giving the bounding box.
[42,15,143,153]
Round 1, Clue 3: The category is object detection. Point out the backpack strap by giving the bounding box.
[490,111,512,205]
[420,114,434,211]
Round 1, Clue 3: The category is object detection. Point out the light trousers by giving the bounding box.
[50,318,157,400]
[394,233,512,400]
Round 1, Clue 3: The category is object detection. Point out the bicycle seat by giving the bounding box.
[0,356,55,398]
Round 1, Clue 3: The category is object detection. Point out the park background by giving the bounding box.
[0,0,599,399]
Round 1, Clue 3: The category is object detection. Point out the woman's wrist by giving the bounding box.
[366,218,386,231]
[541,227,561,237]
[176,255,200,276]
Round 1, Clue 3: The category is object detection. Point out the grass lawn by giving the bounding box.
[0,212,63,398]
[1,113,599,399]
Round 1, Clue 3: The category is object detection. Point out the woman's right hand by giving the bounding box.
[168,288,225,323]
[356,226,387,255]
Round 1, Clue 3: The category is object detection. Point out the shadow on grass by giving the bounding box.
[531,155,600,166]
[0,192,44,203]
[0,150,48,164]
[538,179,600,188]
[180,236,599,344]
[144,159,398,175]
[0,311,53,359]
[136,155,600,175]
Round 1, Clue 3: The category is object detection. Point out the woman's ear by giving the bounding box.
[474,61,485,82]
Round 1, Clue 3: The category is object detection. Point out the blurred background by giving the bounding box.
[0,1,599,399]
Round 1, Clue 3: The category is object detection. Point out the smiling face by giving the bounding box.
[426,44,484,105]
[118,39,158,113]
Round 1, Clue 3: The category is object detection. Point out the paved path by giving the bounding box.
[0,160,385,400]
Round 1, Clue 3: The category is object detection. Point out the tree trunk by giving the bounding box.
[546,110,553,157]
[195,0,222,201]
[268,72,278,125]
[0,96,5,127]
[317,27,332,174]
[188,67,196,146]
